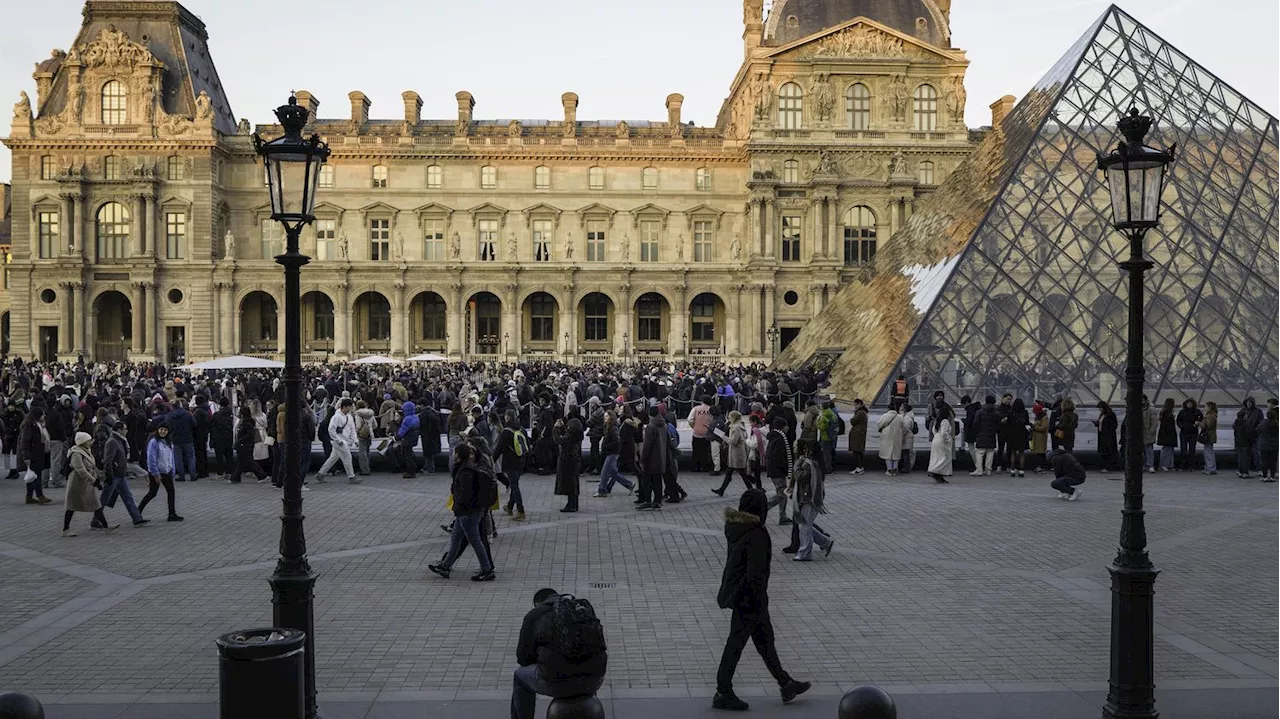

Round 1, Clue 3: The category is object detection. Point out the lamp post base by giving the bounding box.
[1102,561,1159,719]
[270,561,318,718]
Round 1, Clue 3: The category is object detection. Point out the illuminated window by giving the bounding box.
[96,202,130,261]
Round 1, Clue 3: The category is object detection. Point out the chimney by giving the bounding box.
[989,95,1016,128]
[348,91,370,129]
[402,91,422,128]
[455,91,474,136]
[666,93,684,137]
[561,92,578,137]
[293,90,320,124]
[743,0,764,56]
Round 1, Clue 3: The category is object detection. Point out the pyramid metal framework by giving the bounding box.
[861,5,1280,407]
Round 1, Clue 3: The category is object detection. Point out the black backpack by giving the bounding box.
[475,466,499,509]
[550,594,606,660]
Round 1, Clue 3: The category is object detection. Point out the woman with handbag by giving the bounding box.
[1055,399,1078,454]
[19,406,52,505]
[230,405,269,484]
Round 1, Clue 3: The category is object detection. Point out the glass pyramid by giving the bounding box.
[782,5,1279,408]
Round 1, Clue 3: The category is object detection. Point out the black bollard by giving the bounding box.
[0,692,45,719]
[546,694,605,719]
[838,685,896,719]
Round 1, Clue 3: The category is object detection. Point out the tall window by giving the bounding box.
[427,165,442,189]
[693,220,713,262]
[589,166,604,190]
[642,167,658,190]
[781,215,802,262]
[165,212,186,259]
[369,219,390,260]
[913,84,938,131]
[586,221,606,262]
[782,159,799,184]
[778,82,803,129]
[318,165,334,188]
[478,219,498,260]
[695,168,712,191]
[842,206,877,266]
[40,156,55,180]
[167,156,184,181]
[637,296,663,341]
[104,156,121,181]
[371,165,388,188]
[314,219,336,260]
[480,166,497,189]
[260,219,283,258]
[918,160,935,184]
[423,219,445,261]
[38,212,59,259]
[101,80,127,124]
[691,296,716,341]
[366,295,391,340]
[532,220,553,262]
[584,295,609,342]
[640,220,660,262]
[420,295,446,340]
[847,83,871,130]
[530,295,555,342]
[313,297,334,340]
[96,202,130,261]
[534,166,551,190]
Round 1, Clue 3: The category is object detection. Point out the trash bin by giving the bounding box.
[216,628,305,719]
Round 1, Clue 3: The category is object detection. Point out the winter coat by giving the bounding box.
[764,428,792,479]
[799,405,821,442]
[1057,407,1079,448]
[1176,407,1203,441]
[793,457,826,510]
[600,423,620,456]
[516,595,608,686]
[928,417,955,476]
[1031,413,1050,454]
[210,407,234,447]
[64,444,101,512]
[716,492,772,610]
[1051,451,1086,481]
[235,418,256,452]
[1097,410,1119,456]
[18,421,47,469]
[396,401,420,444]
[1259,417,1279,453]
[166,406,197,445]
[419,406,443,455]
[1200,411,1218,445]
[619,418,641,470]
[726,421,749,469]
[1233,412,1254,449]
[1006,410,1031,452]
[1242,399,1264,440]
[146,437,175,476]
[972,404,1001,449]
[354,407,377,440]
[1143,404,1159,445]
[553,417,584,496]
[1157,409,1177,448]
[962,401,982,445]
[876,411,903,459]
[103,431,128,479]
[193,404,212,445]
[449,462,486,516]
[847,407,868,452]
[639,415,668,475]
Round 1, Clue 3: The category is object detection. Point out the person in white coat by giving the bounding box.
[927,400,956,484]
[898,403,918,474]
[877,403,904,476]
[313,398,359,484]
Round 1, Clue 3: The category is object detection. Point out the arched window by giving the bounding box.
[846,83,871,130]
[642,167,658,189]
[695,167,712,191]
[371,165,388,188]
[842,206,877,266]
[913,84,938,131]
[480,165,497,189]
[918,161,935,185]
[778,82,803,129]
[364,294,392,341]
[588,166,605,190]
[96,202,130,261]
[583,294,610,342]
[101,80,127,125]
[782,159,800,184]
[534,165,551,190]
[426,165,442,189]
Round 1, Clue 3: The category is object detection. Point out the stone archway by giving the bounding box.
[467,291,503,357]
[239,291,277,354]
[578,292,614,354]
[409,291,448,352]
[521,291,559,355]
[633,292,670,355]
[353,291,392,353]
[301,291,334,354]
[93,290,132,362]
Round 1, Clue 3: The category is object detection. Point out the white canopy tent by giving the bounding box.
[406,353,449,362]
[174,355,285,371]
[349,355,399,365]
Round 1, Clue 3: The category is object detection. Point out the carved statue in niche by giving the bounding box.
[136,75,155,123]
[730,236,741,260]
[945,76,967,123]
[449,232,461,259]
[237,118,250,135]
[676,234,685,261]
[751,73,774,121]
[194,90,213,121]
[619,233,630,261]
[393,232,404,260]
[223,230,235,259]
[337,232,349,260]
[615,120,629,138]
[564,233,574,260]
[809,74,835,123]
[506,233,518,260]
[888,150,908,176]
[886,75,909,122]
[12,91,31,123]
[66,75,83,123]
[507,119,521,137]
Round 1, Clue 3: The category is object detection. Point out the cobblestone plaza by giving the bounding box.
[0,468,1274,717]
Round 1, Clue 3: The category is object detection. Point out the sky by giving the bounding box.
[1,0,1277,184]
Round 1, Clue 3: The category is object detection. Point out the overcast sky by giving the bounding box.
[2,0,1277,183]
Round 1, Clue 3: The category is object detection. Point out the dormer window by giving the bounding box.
[101,80,127,125]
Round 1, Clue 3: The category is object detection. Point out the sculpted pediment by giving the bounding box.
[74,26,161,71]
[766,18,959,62]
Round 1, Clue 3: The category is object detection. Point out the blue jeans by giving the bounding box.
[1143,444,1155,470]
[796,503,832,559]
[1051,475,1085,495]
[173,442,196,482]
[597,454,633,494]
[442,511,493,572]
[100,474,143,522]
[506,469,524,512]
[511,664,602,719]
[1159,446,1174,470]
[1202,444,1216,472]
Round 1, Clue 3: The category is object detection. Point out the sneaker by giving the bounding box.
[1058,492,1068,499]
[470,569,496,582]
[792,555,812,562]
[37,496,53,505]
[823,540,835,557]
[167,514,184,522]
[513,511,527,522]
[90,522,119,532]
[61,529,77,537]
[1069,488,1082,501]
[983,470,992,476]
[780,680,811,704]
[592,492,609,498]
[781,546,797,554]
[968,470,982,477]
[133,518,151,526]
[427,564,451,579]
[711,692,749,711]
[25,497,38,505]
[314,475,327,484]
[440,523,454,535]
[503,504,513,515]
[347,476,362,485]
[853,467,865,475]
[300,485,310,492]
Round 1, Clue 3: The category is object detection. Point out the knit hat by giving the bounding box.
[74,431,92,447]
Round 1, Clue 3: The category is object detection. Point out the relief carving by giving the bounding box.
[806,26,908,59]
[809,73,835,123]
[945,76,967,123]
[79,26,157,70]
[842,152,880,179]
[886,75,909,123]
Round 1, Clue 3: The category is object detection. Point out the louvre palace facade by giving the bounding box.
[3,0,980,363]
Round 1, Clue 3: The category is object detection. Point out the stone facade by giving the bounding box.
[3,0,978,363]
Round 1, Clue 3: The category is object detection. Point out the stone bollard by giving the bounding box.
[546,694,606,719]
[838,685,896,719]
[0,692,45,719]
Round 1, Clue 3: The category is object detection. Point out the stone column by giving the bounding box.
[62,195,76,255]
[147,282,160,358]
[133,195,146,258]
[670,283,687,358]
[829,198,840,260]
[446,284,464,358]
[146,195,159,261]
[221,284,235,356]
[211,282,223,355]
[130,282,145,355]
[813,199,825,261]
[73,282,87,355]
[56,282,72,354]
[764,199,775,258]
[391,281,406,356]
[614,284,631,358]
[334,282,350,358]
[811,285,821,317]
[728,284,742,356]
[752,287,764,356]
[763,284,776,348]
[78,195,91,261]
[503,283,518,360]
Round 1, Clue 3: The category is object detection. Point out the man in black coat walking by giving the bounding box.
[713,489,810,711]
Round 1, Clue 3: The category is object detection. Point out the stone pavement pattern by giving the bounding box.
[0,468,1275,718]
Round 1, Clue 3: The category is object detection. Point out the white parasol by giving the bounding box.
[406,352,449,362]
[174,355,285,371]
[350,355,399,365]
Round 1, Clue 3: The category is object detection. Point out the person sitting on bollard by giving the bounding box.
[714,488,811,711]
[1049,449,1086,501]
[510,587,608,719]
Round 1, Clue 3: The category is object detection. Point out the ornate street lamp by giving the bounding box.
[766,323,779,362]
[1095,107,1175,719]
[254,94,330,719]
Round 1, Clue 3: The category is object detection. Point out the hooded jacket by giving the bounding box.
[516,594,608,686]
[716,490,772,610]
[396,401,420,443]
[165,406,197,445]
